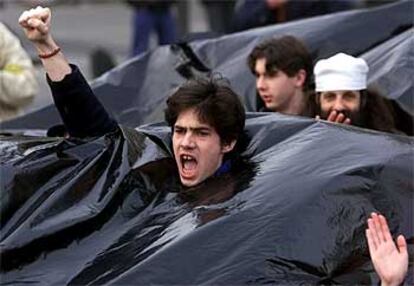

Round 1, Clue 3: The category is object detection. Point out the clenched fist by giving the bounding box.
[18,6,70,81]
[19,6,52,44]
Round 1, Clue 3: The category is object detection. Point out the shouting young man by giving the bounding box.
[18,6,245,187]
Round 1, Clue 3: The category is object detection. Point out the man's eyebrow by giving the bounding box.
[192,127,212,132]
[266,67,279,74]
[174,125,212,131]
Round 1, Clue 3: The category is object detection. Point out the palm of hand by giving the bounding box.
[372,238,408,286]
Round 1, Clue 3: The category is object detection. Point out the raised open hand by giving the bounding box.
[366,212,408,286]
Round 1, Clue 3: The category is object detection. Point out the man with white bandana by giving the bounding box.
[313,53,397,133]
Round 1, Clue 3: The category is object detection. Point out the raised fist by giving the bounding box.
[18,6,52,43]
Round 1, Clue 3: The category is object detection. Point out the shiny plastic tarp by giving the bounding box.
[1,1,413,284]
[2,0,413,130]
[1,113,413,285]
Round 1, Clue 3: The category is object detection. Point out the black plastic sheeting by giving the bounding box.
[1,113,413,285]
[362,27,413,115]
[1,2,413,285]
[2,0,413,130]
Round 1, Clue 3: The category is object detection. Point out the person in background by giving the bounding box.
[366,212,408,286]
[247,35,313,116]
[0,22,37,122]
[313,53,398,133]
[126,0,177,57]
[201,0,236,35]
[232,0,357,32]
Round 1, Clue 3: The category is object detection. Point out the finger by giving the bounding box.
[35,6,51,23]
[327,110,337,122]
[344,118,351,125]
[372,213,385,243]
[396,235,408,255]
[19,19,30,29]
[27,18,49,34]
[378,214,392,242]
[368,218,379,248]
[366,228,377,253]
[27,7,49,23]
[18,11,30,26]
[44,8,52,26]
[335,113,345,123]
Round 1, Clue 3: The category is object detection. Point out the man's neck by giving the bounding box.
[279,90,305,116]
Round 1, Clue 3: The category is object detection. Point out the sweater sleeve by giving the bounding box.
[0,23,38,120]
[47,64,118,138]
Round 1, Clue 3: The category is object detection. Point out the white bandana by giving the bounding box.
[314,53,369,92]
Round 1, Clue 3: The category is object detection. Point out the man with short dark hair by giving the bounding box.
[247,35,313,115]
[19,6,246,187]
[165,77,245,186]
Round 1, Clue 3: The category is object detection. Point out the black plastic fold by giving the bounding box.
[1,115,413,285]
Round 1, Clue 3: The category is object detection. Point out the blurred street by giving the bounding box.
[1,0,392,118]
[0,1,209,115]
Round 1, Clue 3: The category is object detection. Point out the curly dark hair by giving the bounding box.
[165,76,245,146]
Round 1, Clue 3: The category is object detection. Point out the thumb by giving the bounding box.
[396,235,407,254]
[28,18,49,34]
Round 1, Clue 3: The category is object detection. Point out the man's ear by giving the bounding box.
[294,69,306,88]
[221,140,237,153]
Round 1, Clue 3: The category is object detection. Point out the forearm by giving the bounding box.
[33,35,71,82]
[48,64,118,138]
[19,6,117,137]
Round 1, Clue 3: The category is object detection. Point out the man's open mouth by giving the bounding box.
[180,154,197,177]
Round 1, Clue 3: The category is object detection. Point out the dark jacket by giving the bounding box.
[232,0,355,32]
[126,0,174,10]
[47,65,118,138]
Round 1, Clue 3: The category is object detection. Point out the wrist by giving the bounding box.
[34,37,59,55]
[381,280,403,286]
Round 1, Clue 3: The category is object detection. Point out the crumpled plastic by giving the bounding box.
[1,1,413,284]
[1,113,413,285]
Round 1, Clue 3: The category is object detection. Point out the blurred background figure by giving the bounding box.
[0,22,37,122]
[201,0,236,35]
[232,0,359,32]
[0,0,401,117]
[126,0,177,57]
